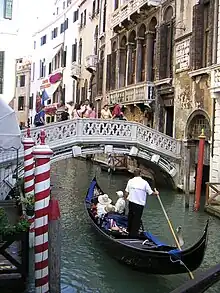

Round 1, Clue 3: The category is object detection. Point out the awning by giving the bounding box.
[45,81,61,98]
[52,43,63,59]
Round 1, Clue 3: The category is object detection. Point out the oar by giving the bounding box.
[156,193,194,280]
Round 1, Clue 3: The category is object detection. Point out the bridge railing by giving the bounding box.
[0,119,181,165]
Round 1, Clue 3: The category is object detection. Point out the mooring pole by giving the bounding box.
[22,128,35,248]
[33,130,53,293]
[184,140,191,208]
[48,194,61,293]
[194,129,206,211]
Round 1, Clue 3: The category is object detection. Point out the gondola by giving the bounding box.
[84,177,209,275]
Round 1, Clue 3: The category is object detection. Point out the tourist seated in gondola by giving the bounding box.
[96,194,113,218]
[115,190,126,214]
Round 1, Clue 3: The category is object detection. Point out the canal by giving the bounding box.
[29,158,220,293]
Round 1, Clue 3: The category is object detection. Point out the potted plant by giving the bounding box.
[20,192,35,217]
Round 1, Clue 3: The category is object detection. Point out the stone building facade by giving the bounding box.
[210,0,220,196]
[72,0,99,112]
[12,58,32,128]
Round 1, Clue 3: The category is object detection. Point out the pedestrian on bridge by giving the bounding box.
[125,168,159,238]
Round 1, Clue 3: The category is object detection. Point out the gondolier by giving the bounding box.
[125,168,159,238]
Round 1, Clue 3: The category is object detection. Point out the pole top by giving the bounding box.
[27,128,31,137]
[40,130,46,145]
[199,128,206,139]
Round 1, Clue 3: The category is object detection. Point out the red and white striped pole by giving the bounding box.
[22,128,35,248]
[33,130,53,293]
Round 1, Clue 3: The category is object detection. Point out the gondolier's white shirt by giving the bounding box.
[125,176,153,206]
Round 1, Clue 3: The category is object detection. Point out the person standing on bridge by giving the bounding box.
[125,168,159,238]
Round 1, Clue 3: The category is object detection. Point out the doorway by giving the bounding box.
[165,106,174,137]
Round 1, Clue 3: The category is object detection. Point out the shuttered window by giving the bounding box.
[159,24,168,80]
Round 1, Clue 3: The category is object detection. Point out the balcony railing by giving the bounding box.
[109,82,155,106]
[85,55,97,72]
[71,62,81,79]
[111,0,161,28]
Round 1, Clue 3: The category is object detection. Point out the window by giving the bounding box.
[39,60,45,78]
[51,27,58,39]
[84,9,87,26]
[20,75,25,87]
[18,96,24,111]
[63,1,65,9]
[73,9,79,22]
[72,42,77,62]
[97,0,100,13]
[34,41,36,49]
[0,51,4,94]
[57,7,59,14]
[40,35,47,46]
[80,13,83,27]
[63,46,67,67]
[114,0,119,10]
[4,0,13,19]
[78,38,82,64]
[203,1,210,67]
[64,18,68,30]
[92,1,96,17]
[29,95,33,110]
[60,23,64,33]
[32,62,35,81]
[67,0,71,6]
[49,62,52,74]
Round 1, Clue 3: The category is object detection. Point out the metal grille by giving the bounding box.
[188,115,211,139]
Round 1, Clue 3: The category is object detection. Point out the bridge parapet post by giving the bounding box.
[76,119,83,138]
[131,123,137,141]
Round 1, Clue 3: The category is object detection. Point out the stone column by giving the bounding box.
[116,48,121,89]
[126,42,133,86]
[145,31,155,81]
[136,37,143,83]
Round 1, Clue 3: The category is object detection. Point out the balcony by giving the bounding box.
[111,0,161,30]
[85,55,97,73]
[210,66,220,95]
[109,82,155,106]
[71,62,81,79]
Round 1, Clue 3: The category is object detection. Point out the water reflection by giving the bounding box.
[28,158,220,293]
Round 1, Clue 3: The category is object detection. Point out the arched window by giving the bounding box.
[147,17,157,82]
[78,38,82,64]
[119,36,127,88]
[94,26,98,55]
[137,24,146,82]
[187,114,211,140]
[98,50,104,95]
[128,30,136,85]
[111,42,117,90]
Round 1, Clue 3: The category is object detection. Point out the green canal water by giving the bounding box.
[28,158,220,293]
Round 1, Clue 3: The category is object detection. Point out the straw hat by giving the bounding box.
[116,191,124,198]
[104,204,116,213]
[98,194,112,205]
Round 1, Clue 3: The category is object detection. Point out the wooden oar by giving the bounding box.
[156,193,194,280]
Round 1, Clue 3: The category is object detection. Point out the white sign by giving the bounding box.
[175,38,190,71]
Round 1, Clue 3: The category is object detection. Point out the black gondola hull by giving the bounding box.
[85,178,208,275]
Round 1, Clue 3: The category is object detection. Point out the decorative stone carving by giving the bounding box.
[175,38,190,72]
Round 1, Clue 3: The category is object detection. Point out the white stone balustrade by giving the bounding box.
[211,66,220,93]
[71,62,81,78]
[85,55,97,70]
[109,82,155,106]
[111,0,161,28]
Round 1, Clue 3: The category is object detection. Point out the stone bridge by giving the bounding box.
[0,119,183,197]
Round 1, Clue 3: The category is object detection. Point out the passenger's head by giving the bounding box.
[74,103,80,110]
[134,168,141,177]
[103,104,108,110]
[116,191,124,198]
[85,99,90,106]
[90,102,94,110]
[105,204,115,213]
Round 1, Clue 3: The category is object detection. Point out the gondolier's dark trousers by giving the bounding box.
[127,201,144,238]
